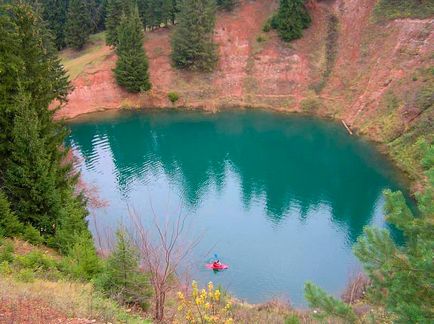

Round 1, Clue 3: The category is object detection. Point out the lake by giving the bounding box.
[67,109,407,306]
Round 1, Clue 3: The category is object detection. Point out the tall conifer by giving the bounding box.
[271,0,311,42]
[105,0,127,46]
[65,0,92,49]
[40,0,69,49]
[114,5,151,93]
[171,0,217,71]
[0,3,89,248]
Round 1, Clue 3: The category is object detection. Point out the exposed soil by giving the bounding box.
[57,0,433,142]
[0,297,94,324]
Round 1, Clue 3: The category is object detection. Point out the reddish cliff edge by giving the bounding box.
[57,0,433,144]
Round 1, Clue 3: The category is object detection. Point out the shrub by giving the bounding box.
[16,251,58,271]
[16,268,35,283]
[285,314,300,324]
[94,229,151,310]
[0,241,14,263]
[300,97,320,112]
[168,92,180,104]
[22,225,44,245]
[256,35,266,43]
[0,191,23,237]
[176,281,234,323]
[0,260,12,275]
[304,282,357,323]
[263,18,272,32]
[61,233,101,280]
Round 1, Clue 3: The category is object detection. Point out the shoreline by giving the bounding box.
[63,104,415,193]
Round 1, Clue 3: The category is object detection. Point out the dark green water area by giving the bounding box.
[66,109,408,306]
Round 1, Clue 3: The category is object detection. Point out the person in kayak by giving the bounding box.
[212,260,222,268]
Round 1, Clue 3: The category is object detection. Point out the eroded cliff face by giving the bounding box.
[58,0,433,180]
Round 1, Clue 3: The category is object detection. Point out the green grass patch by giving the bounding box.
[374,0,434,22]
[60,31,109,80]
[311,14,339,94]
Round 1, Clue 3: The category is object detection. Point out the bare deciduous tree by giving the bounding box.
[129,207,200,322]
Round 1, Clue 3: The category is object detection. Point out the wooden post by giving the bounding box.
[341,120,353,135]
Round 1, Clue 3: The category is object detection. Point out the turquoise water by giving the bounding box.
[67,109,407,306]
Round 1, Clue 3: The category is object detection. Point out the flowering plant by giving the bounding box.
[175,281,233,323]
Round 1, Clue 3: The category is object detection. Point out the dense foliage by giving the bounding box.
[305,144,434,322]
[95,229,152,309]
[137,0,178,29]
[65,0,92,49]
[269,0,311,42]
[216,0,236,11]
[114,4,151,92]
[171,0,218,71]
[105,0,128,47]
[0,2,90,253]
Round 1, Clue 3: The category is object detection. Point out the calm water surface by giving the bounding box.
[67,110,407,305]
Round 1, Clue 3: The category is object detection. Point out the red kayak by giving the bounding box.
[206,263,229,270]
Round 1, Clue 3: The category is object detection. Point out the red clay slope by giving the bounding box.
[57,0,433,139]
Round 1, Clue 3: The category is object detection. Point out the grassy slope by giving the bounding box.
[0,238,151,323]
[373,0,434,22]
[60,32,110,81]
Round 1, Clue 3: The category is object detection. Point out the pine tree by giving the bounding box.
[171,0,217,71]
[105,0,128,46]
[63,232,102,280]
[65,0,92,49]
[304,143,434,322]
[217,0,236,11]
[353,145,434,322]
[304,282,357,323]
[271,0,311,42]
[40,0,69,49]
[0,3,90,250]
[114,5,151,93]
[4,94,63,235]
[95,229,151,308]
[0,190,24,238]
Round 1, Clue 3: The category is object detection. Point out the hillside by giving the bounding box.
[58,0,433,186]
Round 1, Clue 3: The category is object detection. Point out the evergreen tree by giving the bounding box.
[40,0,69,49]
[305,144,434,322]
[271,0,311,42]
[0,3,90,251]
[217,0,236,11]
[0,190,24,238]
[63,232,102,280]
[353,144,434,322]
[95,229,151,308]
[65,0,92,49]
[304,282,357,323]
[171,0,217,71]
[4,94,63,235]
[114,5,151,93]
[105,0,128,46]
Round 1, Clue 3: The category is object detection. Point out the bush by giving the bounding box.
[263,18,272,32]
[61,233,101,280]
[374,0,434,22]
[22,225,44,245]
[16,251,58,271]
[16,268,35,283]
[300,97,320,112]
[176,281,233,323]
[285,314,300,324]
[168,91,180,104]
[304,282,357,323]
[0,190,24,237]
[95,229,151,310]
[256,35,266,43]
[0,241,14,263]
